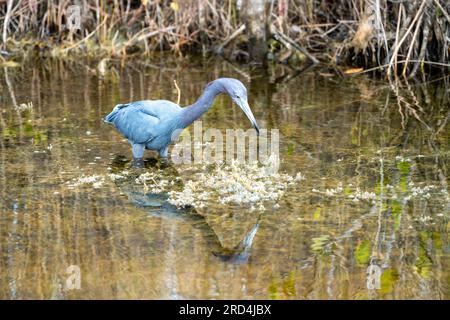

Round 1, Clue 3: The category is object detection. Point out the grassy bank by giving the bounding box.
[1,0,449,78]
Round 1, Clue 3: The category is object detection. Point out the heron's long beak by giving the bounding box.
[234,98,260,135]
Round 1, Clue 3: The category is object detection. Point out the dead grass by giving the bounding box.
[0,0,449,77]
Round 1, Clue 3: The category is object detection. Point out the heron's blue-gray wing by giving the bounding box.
[107,100,181,144]
[112,103,160,144]
[133,100,182,119]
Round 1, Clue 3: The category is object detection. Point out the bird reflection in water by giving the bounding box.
[110,156,260,263]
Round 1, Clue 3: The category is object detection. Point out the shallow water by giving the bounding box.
[0,57,449,299]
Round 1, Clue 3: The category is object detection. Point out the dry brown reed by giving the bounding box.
[0,0,449,77]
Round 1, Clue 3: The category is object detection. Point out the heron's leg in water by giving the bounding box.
[131,143,145,159]
[159,146,169,158]
[159,147,169,165]
[132,158,145,168]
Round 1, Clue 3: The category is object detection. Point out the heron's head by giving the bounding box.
[217,78,260,135]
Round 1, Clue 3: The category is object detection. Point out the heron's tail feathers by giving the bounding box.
[104,103,128,123]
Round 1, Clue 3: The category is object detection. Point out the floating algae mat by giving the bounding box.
[166,158,304,211]
[66,156,305,214]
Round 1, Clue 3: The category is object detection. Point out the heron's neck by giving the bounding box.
[179,82,223,128]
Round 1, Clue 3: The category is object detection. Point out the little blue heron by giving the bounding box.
[104,78,259,160]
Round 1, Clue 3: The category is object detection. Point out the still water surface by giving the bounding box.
[0,57,449,299]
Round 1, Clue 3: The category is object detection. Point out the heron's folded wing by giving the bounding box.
[134,100,181,119]
[114,105,160,144]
